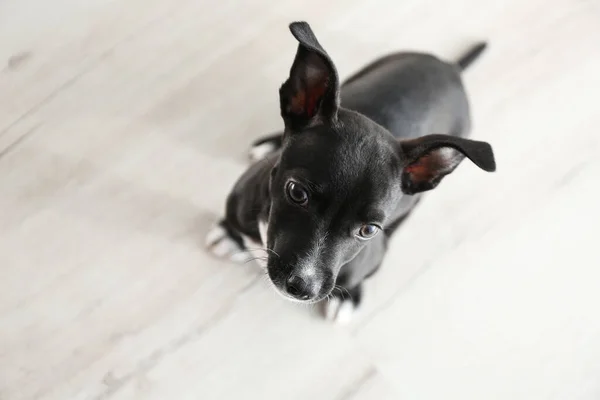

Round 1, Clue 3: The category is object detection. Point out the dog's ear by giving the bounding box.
[279,21,340,130]
[398,134,496,194]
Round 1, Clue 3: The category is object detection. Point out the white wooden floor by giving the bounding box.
[1,0,600,399]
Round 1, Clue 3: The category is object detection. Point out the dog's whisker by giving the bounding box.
[334,285,353,301]
[240,246,280,259]
[340,286,352,300]
[231,248,265,257]
[242,247,265,252]
[244,256,269,264]
[266,248,280,259]
[263,248,281,258]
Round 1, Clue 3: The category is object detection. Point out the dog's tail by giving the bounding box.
[457,42,488,71]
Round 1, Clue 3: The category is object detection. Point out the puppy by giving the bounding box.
[206,21,496,324]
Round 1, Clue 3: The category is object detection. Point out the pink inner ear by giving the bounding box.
[405,153,439,183]
[288,81,327,118]
[305,79,327,117]
[405,147,464,183]
[289,91,306,115]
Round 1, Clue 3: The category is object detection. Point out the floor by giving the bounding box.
[1,0,600,399]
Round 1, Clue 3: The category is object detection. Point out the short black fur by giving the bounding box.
[213,21,496,321]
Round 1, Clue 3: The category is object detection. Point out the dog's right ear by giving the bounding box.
[279,22,340,131]
[398,134,496,194]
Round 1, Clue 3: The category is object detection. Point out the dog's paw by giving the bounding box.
[323,296,357,325]
[205,223,247,263]
[249,141,278,163]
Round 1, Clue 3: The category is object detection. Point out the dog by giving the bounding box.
[206,21,496,324]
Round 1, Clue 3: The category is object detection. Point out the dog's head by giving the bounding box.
[263,22,495,302]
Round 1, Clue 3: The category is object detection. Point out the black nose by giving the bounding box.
[285,275,311,300]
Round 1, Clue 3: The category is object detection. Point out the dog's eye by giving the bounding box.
[357,224,379,239]
[286,181,308,205]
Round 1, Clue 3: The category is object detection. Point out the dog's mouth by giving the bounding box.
[272,287,323,304]
[272,286,330,304]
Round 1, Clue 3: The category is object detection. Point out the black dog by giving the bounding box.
[206,21,496,323]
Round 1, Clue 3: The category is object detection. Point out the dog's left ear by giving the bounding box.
[398,134,496,194]
[279,22,340,130]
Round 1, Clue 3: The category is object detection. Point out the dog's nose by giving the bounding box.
[285,274,311,301]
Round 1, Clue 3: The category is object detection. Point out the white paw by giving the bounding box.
[323,296,356,325]
[249,142,277,163]
[205,224,247,263]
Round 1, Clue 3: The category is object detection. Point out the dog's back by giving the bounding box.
[341,52,472,140]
